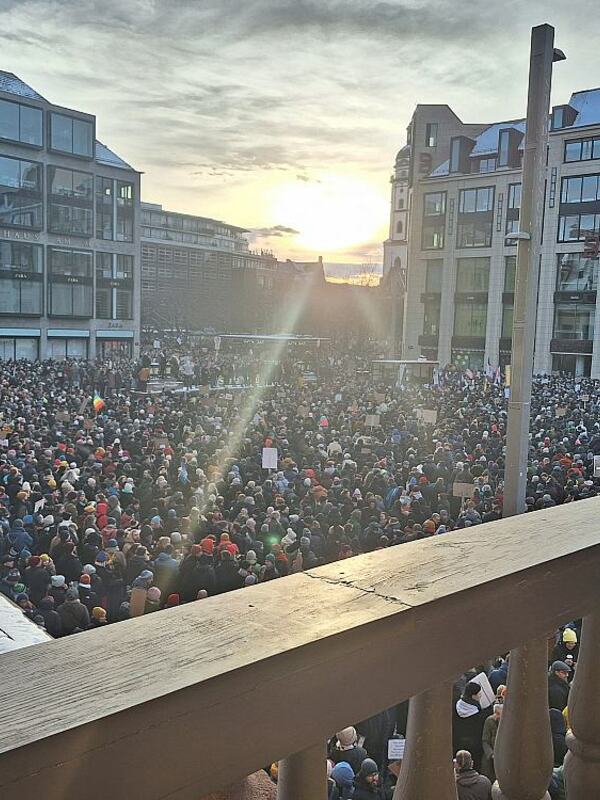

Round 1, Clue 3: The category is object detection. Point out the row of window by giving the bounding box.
[424,253,599,295]
[0,241,133,319]
[0,154,134,240]
[423,296,595,342]
[0,97,94,157]
[140,210,241,240]
[424,186,521,218]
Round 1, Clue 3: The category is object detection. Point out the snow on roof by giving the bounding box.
[0,70,45,101]
[569,89,600,128]
[470,120,525,156]
[429,159,450,177]
[95,140,134,171]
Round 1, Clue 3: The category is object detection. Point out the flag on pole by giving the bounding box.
[93,393,105,413]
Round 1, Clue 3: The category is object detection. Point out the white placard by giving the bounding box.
[34,498,46,513]
[387,737,406,760]
[594,456,600,477]
[262,447,278,470]
[470,671,496,709]
[365,414,380,428]
[0,438,8,447]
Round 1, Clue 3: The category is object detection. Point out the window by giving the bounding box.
[564,137,600,163]
[457,219,493,248]
[0,241,43,315]
[116,181,134,242]
[505,217,519,244]
[48,167,93,236]
[422,298,441,336]
[456,258,490,292]
[425,259,443,292]
[95,253,134,319]
[48,338,88,360]
[477,158,496,173]
[0,155,43,229]
[504,256,517,292]
[557,253,598,292]
[459,187,495,213]
[508,184,521,209]
[553,303,595,340]
[0,99,42,146]
[50,113,93,157]
[397,198,404,209]
[558,213,600,242]
[396,220,403,235]
[425,123,438,148]
[501,304,513,338]
[498,129,511,167]
[450,138,461,173]
[423,192,446,216]
[454,301,488,337]
[561,174,600,204]
[422,223,444,250]
[48,247,93,317]
[0,337,39,361]
[96,177,113,240]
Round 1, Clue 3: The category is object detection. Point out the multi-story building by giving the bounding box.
[389,90,600,377]
[0,71,141,361]
[140,202,277,334]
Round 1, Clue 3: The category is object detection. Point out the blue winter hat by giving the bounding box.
[106,539,118,549]
[331,762,355,785]
[15,592,29,603]
[23,515,34,525]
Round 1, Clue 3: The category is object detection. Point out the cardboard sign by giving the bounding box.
[582,394,590,403]
[387,737,406,761]
[83,419,95,430]
[262,447,278,470]
[56,411,70,423]
[129,586,147,618]
[453,482,474,499]
[153,436,169,449]
[421,409,438,425]
[556,406,567,418]
[594,455,600,477]
[365,414,380,428]
[374,392,386,404]
[470,672,496,709]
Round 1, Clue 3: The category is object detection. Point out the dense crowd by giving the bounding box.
[0,343,594,798]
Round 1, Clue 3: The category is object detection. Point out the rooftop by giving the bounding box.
[141,202,248,234]
[568,88,600,128]
[95,140,134,171]
[0,70,46,102]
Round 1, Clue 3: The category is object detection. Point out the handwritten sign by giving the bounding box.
[387,737,407,761]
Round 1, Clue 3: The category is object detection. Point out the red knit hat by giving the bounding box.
[166,593,180,607]
[28,555,41,568]
[79,574,91,585]
[200,538,215,555]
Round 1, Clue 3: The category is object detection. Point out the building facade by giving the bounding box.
[140,202,277,334]
[0,71,141,361]
[389,90,600,377]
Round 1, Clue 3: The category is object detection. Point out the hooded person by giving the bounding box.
[454,750,492,800]
[36,595,63,638]
[57,586,90,634]
[330,727,368,774]
[144,585,162,613]
[551,627,579,664]
[453,681,491,771]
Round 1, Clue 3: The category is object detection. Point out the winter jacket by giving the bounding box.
[331,745,368,776]
[548,674,570,711]
[453,699,491,771]
[351,776,383,800]
[480,715,499,782]
[455,769,492,800]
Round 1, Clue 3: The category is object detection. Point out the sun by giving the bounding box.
[269,174,388,253]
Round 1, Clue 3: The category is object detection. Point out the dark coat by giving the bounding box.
[331,745,368,775]
[548,673,570,711]
[58,598,90,634]
[455,769,492,800]
[352,776,383,800]
[23,566,52,604]
[178,555,217,601]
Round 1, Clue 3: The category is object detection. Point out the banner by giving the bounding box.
[262,447,278,470]
[453,482,474,499]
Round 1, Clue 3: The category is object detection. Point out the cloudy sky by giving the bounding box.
[2,0,599,266]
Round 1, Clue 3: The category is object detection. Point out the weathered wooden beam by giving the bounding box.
[1,499,600,800]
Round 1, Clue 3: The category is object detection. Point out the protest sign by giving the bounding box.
[387,737,406,761]
[365,414,380,428]
[594,455,600,477]
[421,409,438,425]
[453,482,474,499]
[470,672,496,709]
[262,447,278,470]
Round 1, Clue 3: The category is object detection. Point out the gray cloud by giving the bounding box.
[250,225,300,237]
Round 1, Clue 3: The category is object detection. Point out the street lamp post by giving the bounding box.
[503,23,565,517]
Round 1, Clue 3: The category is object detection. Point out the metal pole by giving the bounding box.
[503,24,556,517]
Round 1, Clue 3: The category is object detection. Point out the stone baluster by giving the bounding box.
[277,742,327,800]
[492,638,553,800]
[564,613,600,798]
[393,682,457,800]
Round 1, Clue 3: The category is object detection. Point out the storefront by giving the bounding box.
[46,329,89,360]
[96,329,134,359]
[0,327,40,361]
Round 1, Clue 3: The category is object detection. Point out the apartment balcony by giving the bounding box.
[1,499,600,799]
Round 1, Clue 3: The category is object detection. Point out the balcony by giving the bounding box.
[1,499,600,799]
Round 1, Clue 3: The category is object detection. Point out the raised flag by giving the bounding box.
[93,393,105,413]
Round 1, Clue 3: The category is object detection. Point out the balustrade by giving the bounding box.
[1,500,600,799]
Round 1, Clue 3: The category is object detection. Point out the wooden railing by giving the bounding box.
[2,499,600,799]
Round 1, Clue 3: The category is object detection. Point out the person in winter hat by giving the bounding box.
[352,758,381,800]
[330,761,355,800]
[551,627,579,665]
[37,595,63,637]
[88,606,108,629]
[144,585,162,613]
[57,586,90,634]
[49,574,67,607]
[454,750,492,800]
[331,727,368,774]
[453,681,491,771]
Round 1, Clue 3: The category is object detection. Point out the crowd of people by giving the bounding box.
[0,342,595,798]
